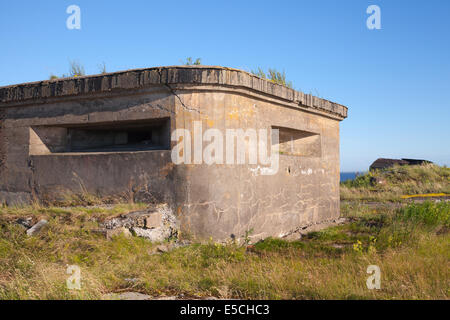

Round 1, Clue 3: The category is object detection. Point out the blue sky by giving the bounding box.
[1,0,449,171]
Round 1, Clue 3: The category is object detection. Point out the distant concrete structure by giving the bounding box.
[0,66,348,241]
[370,158,433,171]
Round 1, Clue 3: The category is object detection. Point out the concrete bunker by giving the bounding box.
[0,66,348,241]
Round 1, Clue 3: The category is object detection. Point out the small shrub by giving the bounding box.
[69,60,85,77]
[251,67,293,89]
[398,201,449,227]
[341,172,374,188]
[184,57,202,65]
[198,243,245,267]
[98,62,107,74]
[352,240,363,253]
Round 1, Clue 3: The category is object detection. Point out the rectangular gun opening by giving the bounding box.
[29,118,171,154]
[272,126,321,157]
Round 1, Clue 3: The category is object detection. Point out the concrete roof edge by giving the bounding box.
[0,66,348,119]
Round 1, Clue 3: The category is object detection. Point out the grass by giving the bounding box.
[340,164,449,202]
[250,67,294,89]
[0,200,448,300]
[0,163,447,300]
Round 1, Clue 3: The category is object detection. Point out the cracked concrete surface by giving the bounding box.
[0,66,347,241]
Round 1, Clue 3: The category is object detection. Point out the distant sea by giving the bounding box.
[340,172,367,182]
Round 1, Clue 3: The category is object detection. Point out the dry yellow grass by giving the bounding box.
[0,200,448,300]
[341,164,449,202]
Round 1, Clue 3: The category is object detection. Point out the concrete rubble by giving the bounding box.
[16,217,35,229]
[26,219,48,236]
[100,203,179,242]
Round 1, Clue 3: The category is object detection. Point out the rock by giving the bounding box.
[101,204,178,242]
[106,227,132,240]
[216,286,230,298]
[102,292,151,300]
[26,219,48,236]
[133,227,170,242]
[16,217,34,229]
[145,211,162,228]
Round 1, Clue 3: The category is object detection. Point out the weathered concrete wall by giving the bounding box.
[172,88,341,240]
[0,66,347,241]
[30,151,174,203]
[0,87,176,205]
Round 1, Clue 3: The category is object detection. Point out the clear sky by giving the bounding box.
[1,0,449,171]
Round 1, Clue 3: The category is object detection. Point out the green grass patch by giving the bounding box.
[0,201,448,299]
[398,201,449,227]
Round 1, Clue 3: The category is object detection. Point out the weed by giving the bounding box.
[0,174,448,299]
[250,67,293,89]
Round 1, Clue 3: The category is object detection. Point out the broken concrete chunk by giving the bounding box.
[26,219,48,236]
[16,217,34,229]
[145,211,162,229]
[132,227,169,242]
[102,205,167,230]
[101,204,179,242]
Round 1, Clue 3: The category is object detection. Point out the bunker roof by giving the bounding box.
[0,66,347,119]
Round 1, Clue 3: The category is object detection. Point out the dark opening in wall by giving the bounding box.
[30,118,170,154]
[272,126,321,157]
